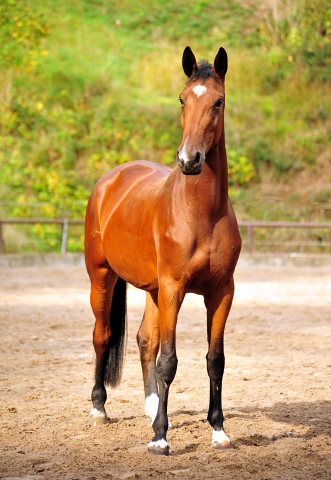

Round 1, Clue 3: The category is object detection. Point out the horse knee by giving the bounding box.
[138,335,150,361]
[137,324,148,350]
[138,330,159,359]
[206,352,225,383]
[136,329,142,347]
[157,352,178,385]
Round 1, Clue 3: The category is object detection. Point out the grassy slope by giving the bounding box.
[1,0,331,251]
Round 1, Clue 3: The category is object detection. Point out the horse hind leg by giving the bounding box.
[88,264,127,425]
[137,292,160,425]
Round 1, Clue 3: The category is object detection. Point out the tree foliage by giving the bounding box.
[0,0,49,103]
[0,0,50,70]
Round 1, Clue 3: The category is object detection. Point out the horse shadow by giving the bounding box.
[168,400,331,449]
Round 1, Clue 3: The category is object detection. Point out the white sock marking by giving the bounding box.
[90,407,106,418]
[145,394,159,424]
[212,429,230,445]
[148,438,169,449]
[193,85,207,97]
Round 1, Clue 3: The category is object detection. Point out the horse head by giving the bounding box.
[176,46,227,175]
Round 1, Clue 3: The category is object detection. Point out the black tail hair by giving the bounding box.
[103,277,127,388]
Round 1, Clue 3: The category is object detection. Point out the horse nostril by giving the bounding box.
[193,152,200,166]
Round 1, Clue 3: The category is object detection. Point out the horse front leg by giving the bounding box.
[137,292,160,425]
[204,277,235,449]
[147,282,183,455]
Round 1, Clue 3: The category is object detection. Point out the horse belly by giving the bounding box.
[102,215,159,291]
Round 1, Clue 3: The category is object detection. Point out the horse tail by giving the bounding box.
[104,277,127,388]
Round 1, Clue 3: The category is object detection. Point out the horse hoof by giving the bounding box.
[89,415,108,426]
[89,408,108,426]
[213,440,232,450]
[212,429,231,449]
[148,445,170,456]
[148,439,169,456]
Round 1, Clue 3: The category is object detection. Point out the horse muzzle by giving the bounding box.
[176,150,205,175]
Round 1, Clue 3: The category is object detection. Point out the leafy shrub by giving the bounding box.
[249,138,276,171]
[227,149,255,186]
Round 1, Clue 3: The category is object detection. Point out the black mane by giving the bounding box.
[187,59,216,84]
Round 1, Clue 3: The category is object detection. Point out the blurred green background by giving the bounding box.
[0,0,330,252]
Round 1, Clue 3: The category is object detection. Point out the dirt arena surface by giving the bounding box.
[0,264,330,479]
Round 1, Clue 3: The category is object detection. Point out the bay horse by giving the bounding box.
[85,46,241,455]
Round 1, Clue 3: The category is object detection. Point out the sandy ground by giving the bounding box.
[0,264,330,480]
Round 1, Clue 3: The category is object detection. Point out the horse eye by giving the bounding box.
[214,99,224,108]
[179,98,184,105]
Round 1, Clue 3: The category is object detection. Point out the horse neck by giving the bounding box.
[171,129,229,220]
[204,128,229,206]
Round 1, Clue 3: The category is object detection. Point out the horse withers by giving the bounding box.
[84,46,241,455]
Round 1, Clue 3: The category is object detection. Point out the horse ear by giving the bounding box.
[214,47,228,79]
[182,46,197,78]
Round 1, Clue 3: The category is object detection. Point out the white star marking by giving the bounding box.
[193,85,207,97]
